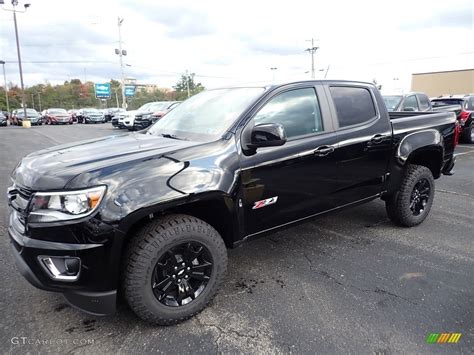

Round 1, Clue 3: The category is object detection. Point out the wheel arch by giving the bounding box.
[118,191,240,250]
[396,129,444,178]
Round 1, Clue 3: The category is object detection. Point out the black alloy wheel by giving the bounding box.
[151,241,213,307]
[409,178,430,216]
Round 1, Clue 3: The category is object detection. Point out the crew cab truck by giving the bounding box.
[7,81,457,325]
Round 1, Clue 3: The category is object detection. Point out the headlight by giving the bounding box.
[29,186,106,223]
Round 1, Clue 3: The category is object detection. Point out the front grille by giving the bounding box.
[8,184,35,227]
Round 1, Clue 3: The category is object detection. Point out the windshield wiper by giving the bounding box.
[159,133,188,141]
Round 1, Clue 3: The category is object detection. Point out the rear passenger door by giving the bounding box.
[325,84,392,204]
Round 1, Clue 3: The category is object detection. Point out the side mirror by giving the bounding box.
[250,123,287,148]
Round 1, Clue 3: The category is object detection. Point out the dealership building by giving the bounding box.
[411,69,474,97]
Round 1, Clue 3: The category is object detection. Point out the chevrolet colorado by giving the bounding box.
[7,80,458,325]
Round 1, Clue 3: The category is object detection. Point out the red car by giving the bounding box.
[43,108,73,125]
[431,95,474,143]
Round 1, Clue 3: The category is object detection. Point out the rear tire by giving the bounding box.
[385,164,435,227]
[123,214,227,325]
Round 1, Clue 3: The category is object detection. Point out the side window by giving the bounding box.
[253,88,323,138]
[466,97,474,110]
[402,95,419,111]
[418,94,431,111]
[330,86,377,127]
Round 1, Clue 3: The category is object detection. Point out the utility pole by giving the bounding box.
[185,70,190,98]
[37,92,41,111]
[83,67,87,83]
[31,92,34,109]
[116,17,127,109]
[305,38,319,79]
[115,89,119,108]
[0,60,10,113]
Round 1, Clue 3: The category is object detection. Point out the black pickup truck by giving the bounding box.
[7,81,458,325]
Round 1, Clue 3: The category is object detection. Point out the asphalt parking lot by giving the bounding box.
[0,124,473,353]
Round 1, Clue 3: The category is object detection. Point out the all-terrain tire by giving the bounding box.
[385,164,435,227]
[123,214,227,325]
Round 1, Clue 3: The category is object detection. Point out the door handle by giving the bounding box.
[314,145,335,157]
[370,134,387,144]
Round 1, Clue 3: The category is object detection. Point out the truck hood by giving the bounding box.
[12,132,199,190]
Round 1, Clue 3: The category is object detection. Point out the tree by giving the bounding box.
[173,73,204,101]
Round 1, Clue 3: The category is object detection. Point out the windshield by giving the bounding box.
[137,103,153,113]
[147,102,170,112]
[49,109,67,114]
[147,88,264,141]
[85,109,100,113]
[383,96,402,111]
[18,109,39,117]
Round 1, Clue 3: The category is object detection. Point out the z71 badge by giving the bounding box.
[252,196,278,210]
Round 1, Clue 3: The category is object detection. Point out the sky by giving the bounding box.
[0,0,473,93]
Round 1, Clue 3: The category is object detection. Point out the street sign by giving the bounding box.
[94,83,111,99]
[124,85,136,97]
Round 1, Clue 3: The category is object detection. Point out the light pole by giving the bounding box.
[393,77,399,92]
[270,67,278,82]
[115,17,127,109]
[305,38,319,79]
[2,0,31,123]
[0,60,10,113]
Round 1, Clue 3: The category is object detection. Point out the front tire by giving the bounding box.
[123,214,227,325]
[386,164,435,227]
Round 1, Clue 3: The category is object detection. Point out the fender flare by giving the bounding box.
[117,191,239,246]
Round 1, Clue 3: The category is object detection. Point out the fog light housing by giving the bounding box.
[38,256,81,281]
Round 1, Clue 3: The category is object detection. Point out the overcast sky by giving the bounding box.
[0,0,472,92]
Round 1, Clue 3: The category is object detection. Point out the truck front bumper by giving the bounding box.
[8,211,121,316]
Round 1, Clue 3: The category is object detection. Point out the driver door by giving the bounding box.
[238,85,340,236]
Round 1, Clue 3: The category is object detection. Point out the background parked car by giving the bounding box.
[111,110,127,128]
[0,112,7,126]
[77,108,105,124]
[431,95,474,143]
[43,108,73,125]
[133,101,181,130]
[383,92,432,112]
[68,109,78,122]
[124,102,153,131]
[12,108,42,126]
[104,107,125,122]
[120,110,138,130]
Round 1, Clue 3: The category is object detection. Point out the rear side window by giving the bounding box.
[466,97,474,110]
[402,95,419,111]
[253,88,323,138]
[330,86,376,127]
[418,95,431,111]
